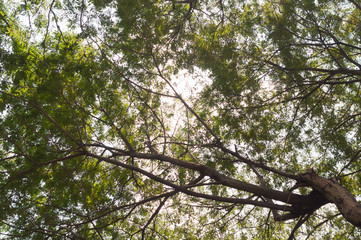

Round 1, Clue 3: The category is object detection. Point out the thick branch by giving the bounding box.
[301,169,361,228]
[130,151,304,204]
[86,151,294,211]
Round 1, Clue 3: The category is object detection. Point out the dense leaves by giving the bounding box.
[1,0,361,239]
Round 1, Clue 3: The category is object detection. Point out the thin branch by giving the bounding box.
[0,152,85,191]
[266,60,361,75]
[0,90,82,146]
[140,196,169,240]
[149,46,221,142]
[287,214,311,240]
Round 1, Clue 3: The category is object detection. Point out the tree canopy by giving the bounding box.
[1,0,361,239]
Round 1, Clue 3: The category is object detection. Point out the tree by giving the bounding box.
[1,0,361,239]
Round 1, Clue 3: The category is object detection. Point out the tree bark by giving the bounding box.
[301,169,361,228]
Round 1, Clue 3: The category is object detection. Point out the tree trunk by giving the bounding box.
[301,169,361,228]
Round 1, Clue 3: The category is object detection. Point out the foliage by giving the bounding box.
[1,0,361,239]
